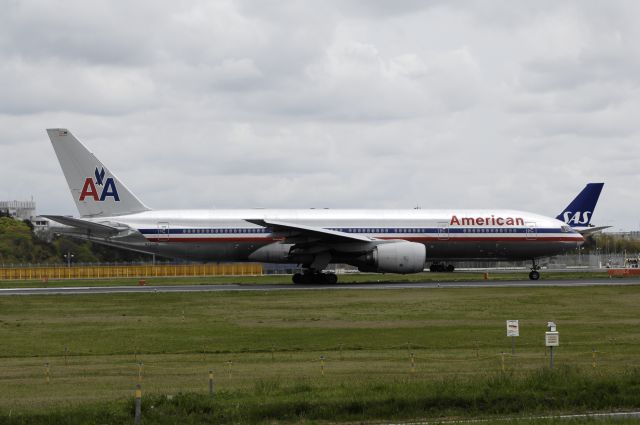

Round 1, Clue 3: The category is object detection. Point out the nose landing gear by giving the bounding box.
[529,259,540,280]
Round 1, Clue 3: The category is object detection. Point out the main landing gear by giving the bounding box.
[292,253,337,284]
[429,263,455,272]
[292,272,338,284]
[529,259,540,281]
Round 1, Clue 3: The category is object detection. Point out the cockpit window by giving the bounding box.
[561,225,572,233]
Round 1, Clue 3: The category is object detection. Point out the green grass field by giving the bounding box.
[1,283,639,423]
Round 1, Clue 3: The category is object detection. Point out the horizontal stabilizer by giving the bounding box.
[43,215,122,237]
[575,225,612,236]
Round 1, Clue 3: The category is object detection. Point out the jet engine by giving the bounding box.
[355,241,426,274]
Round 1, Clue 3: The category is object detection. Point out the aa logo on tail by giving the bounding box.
[563,211,591,225]
[79,167,120,201]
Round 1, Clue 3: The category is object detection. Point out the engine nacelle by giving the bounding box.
[356,241,426,274]
[248,242,292,262]
[248,242,315,264]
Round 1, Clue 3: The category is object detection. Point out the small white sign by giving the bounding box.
[506,320,519,337]
[545,331,559,347]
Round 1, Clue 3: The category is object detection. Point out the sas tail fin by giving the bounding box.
[556,183,604,227]
[46,129,150,217]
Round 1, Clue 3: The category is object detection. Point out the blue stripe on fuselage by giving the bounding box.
[138,227,568,235]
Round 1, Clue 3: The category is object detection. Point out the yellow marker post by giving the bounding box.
[592,349,597,369]
[208,370,214,396]
[134,384,142,425]
[44,363,50,384]
[410,353,416,373]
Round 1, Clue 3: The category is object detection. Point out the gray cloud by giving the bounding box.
[0,0,638,231]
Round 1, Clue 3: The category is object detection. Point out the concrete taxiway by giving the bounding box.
[1,278,639,296]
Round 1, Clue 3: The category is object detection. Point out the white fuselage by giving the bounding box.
[81,208,584,264]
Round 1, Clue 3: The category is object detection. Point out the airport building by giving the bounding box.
[0,200,53,240]
[0,200,37,221]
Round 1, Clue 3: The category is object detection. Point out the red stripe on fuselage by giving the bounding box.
[390,236,583,242]
[144,236,582,243]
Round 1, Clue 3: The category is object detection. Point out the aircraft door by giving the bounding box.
[526,222,537,240]
[437,222,449,240]
[157,222,170,242]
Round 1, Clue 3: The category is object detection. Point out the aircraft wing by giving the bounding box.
[42,215,123,237]
[245,219,374,243]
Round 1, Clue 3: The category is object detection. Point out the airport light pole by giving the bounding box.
[63,252,74,268]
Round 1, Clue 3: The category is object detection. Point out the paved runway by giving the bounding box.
[2,278,640,296]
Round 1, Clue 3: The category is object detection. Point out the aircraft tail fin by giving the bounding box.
[46,129,150,218]
[556,183,604,227]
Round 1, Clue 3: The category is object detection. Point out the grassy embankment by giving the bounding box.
[0,270,614,288]
[1,285,639,423]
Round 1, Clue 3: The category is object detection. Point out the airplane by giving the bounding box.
[556,183,609,235]
[44,128,586,283]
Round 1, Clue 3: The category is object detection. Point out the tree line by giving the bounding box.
[0,215,150,265]
[582,233,640,255]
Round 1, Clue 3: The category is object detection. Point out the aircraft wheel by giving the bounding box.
[292,273,303,284]
[430,264,446,272]
[446,264,455,272]
[529,270,540,281]
[325,274,338,284]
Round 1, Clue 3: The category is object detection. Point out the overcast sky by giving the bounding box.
[1,1,638,230]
